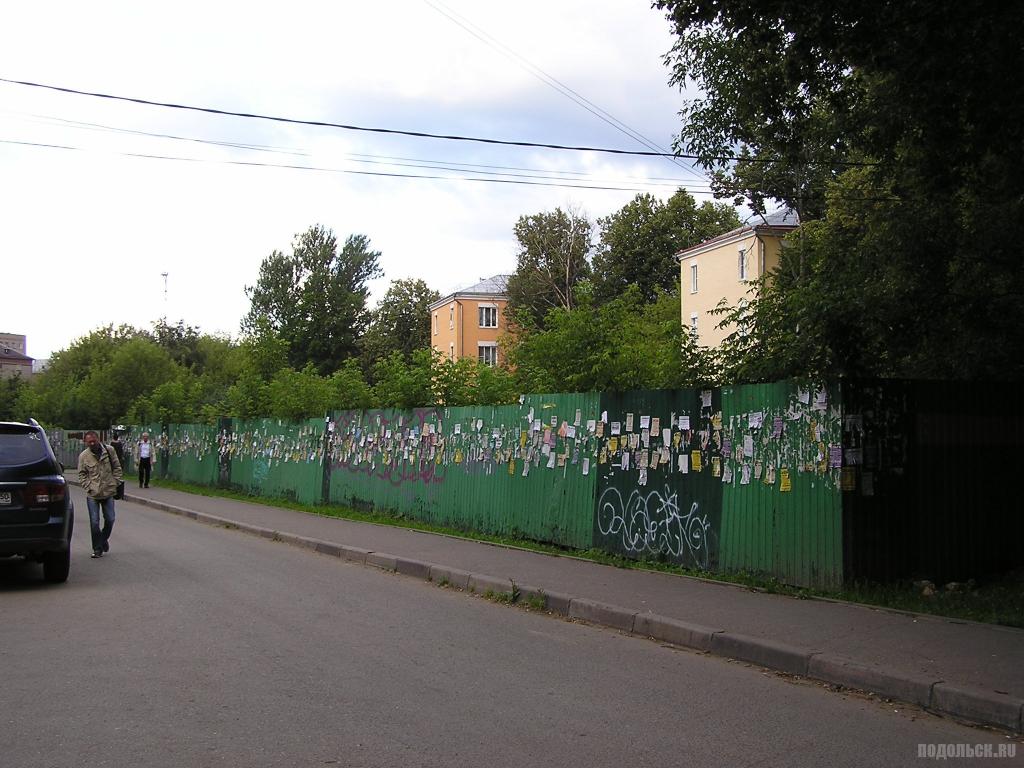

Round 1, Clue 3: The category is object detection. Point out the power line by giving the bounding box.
[0,138,709,193]
[0,76,876,166]
[421,0,710,184]
[0,76,691,157]
[0,108,713,187]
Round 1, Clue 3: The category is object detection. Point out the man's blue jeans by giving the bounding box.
[86,496,115,553]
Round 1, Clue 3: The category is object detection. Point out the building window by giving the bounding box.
[478,343,497,367]
[449,343,455,361]
[738,248,747,281]
[448,305,455,330]
[690,263,698,293]
[478,305,497,328]
[433,312,438,335]
[738,299,749,338]
[690,313,698,340]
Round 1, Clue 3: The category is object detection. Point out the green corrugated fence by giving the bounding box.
[85,377,1020,588]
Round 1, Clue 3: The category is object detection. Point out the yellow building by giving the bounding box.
[676,209,799,347]
[428,275,510,366]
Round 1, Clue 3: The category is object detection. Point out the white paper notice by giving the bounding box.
[662,428,671,445]
[701,390,712,408]
[679,415,690,430]
[611,422,621,436]
[678,454,689,473]
[748,411,764,429]
[744,435,754,457]
[582,458,590,476]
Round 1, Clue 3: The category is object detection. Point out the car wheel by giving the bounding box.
[42,548,70,583]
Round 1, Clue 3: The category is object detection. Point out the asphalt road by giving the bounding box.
[0,487,1018,768]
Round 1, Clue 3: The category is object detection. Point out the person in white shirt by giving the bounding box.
[137,432,154,488]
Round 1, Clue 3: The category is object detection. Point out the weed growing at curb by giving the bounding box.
[522,591,547,612]
[147,478,1024,628]
[483,589,516,605]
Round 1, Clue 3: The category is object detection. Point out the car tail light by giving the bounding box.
[25,482,66,505]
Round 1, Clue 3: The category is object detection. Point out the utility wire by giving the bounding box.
[0,76,877,166]
[421,0,710,184]
[0,138,704,193]
[0,108,716,189]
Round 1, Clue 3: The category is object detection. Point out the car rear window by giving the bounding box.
[0,428,50,465]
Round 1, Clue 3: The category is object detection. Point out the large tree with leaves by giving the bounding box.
[656,0,1024,379]
[242,225,383,375]
[360,278,439,373]
[592,190,739,303]
[506,207,592,329]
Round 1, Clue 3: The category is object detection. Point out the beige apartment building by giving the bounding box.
[676,209,799,347]
[428,275,510,366]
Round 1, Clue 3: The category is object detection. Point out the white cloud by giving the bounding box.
[0,0,715,360]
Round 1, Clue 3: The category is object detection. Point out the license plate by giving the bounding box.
[0,491,10,505]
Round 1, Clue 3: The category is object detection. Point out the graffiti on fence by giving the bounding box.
[330,408,445,487]
[596,485,713,568]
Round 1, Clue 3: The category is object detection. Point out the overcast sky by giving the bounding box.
[0,0,718,361]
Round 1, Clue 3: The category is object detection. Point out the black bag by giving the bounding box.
[106,444,125,500]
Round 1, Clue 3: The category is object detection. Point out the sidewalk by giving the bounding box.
[88,477,1024,734]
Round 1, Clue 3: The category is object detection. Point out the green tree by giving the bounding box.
[265,365,337,420]
[593,190,739,303]
[506,207,592,329]
[329,359,374,410]
[0,374,29,422]
[657,0,1024,379]
[507,283,715,393]
[361,278,440,372]
[242,225,383,374]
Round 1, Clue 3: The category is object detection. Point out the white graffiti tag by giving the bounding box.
[597,486,712,568]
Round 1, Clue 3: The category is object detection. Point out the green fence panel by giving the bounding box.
[165,424,220,486]
[225,418,326,505]
[328,393,600,549]
[718,381,844,588]
[595,389,724,571]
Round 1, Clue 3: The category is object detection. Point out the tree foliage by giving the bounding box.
[242,225,383,375]
[506,207,592,329]
[657,0,1024,380]
[361,278,440,373]
[507,283,716,393]
[592,190,739,303]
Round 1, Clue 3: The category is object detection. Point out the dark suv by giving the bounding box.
[0,419,74,583]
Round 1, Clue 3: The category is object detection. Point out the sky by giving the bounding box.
[0,0,718,361]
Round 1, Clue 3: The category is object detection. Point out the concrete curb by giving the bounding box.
[99,485,1024,734]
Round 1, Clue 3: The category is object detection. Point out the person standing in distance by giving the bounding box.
[77,430,122,558]
[137,431,154,488]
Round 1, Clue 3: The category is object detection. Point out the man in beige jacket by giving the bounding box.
[77,430,123,558]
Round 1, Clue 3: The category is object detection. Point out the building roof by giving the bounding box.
[0,346,33,363]
[428,274,511,310]
[675,208,800,260]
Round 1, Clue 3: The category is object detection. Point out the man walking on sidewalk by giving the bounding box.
[137,431,154,488]
[77,430,122,558]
